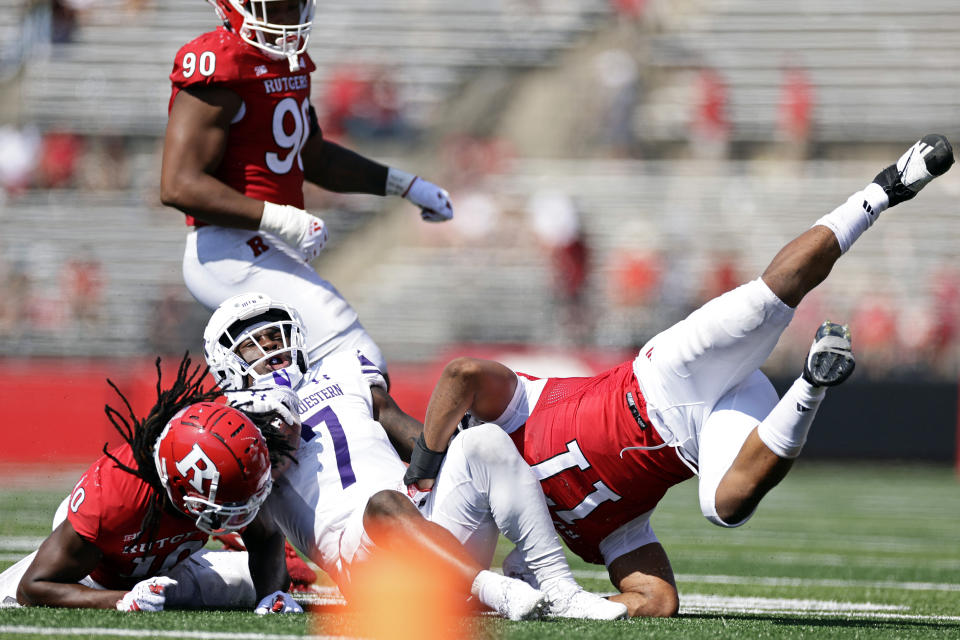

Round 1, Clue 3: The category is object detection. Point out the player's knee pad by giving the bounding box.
[700,496,756,528]
[459,422,519,468]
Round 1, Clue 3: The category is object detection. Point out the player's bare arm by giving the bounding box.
[161,86,264,227]
[370,385,422,462]
[240,510,291,601]
[423,357,518,451]
[605,544,680,618]
[17,520,125,609]
[405,358,518,491]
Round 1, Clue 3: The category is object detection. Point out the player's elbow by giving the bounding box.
[643,595,680,618]
[442,357,485,388]
[16,577,44,607]
[618,587,680,618]
[159,174,186,209]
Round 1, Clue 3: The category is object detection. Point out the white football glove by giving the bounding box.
[227,387,301,427]
[386,168,453,222]
[255,590,304,615]
[116,576,177,612]
[259,202,329,261]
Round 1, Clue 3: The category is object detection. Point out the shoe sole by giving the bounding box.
[806,323,855,387]
[807,348,855,387]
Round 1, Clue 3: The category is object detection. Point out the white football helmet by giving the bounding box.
[208,0,317,71]
[203,292,308,391]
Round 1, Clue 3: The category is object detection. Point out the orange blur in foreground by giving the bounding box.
[321,547,481,640]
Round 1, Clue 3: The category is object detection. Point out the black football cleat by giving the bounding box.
[802,321,856,387]
[873,134,954,207]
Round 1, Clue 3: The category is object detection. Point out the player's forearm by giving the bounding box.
[160,172,264,228]
[244,528,290,600]
[422,369,478,452]
[18,580,126,609]
[376,400,423,462]
[303,139,389,194]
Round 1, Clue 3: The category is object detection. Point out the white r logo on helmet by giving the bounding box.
[176,444,220,493]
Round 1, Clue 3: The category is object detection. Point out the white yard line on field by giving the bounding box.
[0,537,45,551]
[0,627,352,640]
[570,569,960,592]
[678,593,960,622]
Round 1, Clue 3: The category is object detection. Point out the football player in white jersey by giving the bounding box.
[202,293,629,620]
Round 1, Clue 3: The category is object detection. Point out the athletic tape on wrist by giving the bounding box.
[403,434,446,484]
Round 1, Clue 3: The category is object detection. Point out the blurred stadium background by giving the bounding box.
[0,0,958,467]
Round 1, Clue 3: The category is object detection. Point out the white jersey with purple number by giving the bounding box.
[264,350,405,582]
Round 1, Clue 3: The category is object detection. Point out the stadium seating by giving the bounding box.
[641,0,960,142]
[18,0,611,135]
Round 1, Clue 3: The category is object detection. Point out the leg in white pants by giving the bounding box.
[697,370,779,527]
[183,227,387,371]
[422,424,575,590]
[635,278,794,464]
[162,549,256,609]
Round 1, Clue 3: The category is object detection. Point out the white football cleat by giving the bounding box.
[873,134,954,207]
[485,572,550,621]
[544,583,628,620]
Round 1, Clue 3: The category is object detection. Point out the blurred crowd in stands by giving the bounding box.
[1,0,957,382]
[0,128,130,198]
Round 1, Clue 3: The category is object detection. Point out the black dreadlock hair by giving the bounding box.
[242,409,299,472]
[102,353,221,545]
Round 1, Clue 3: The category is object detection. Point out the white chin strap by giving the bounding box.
[286,52,301,72]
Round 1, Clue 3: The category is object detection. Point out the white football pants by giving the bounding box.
[183,226,386,373]
[420,423,575,588]
[633,278,795,527]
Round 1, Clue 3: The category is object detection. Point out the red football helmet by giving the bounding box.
[153,402,272,534]
[207,0,317,71]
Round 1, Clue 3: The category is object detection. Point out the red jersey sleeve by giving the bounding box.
[65,459,106,542]
[169,28,317,108]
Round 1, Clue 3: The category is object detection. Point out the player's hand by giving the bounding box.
[296,212,328,261]
[259,202,329,262]
[227,387,301,428]
[405,177,453,222]
[255,590,304,615]
[386,168,453,222]
[116,576,177,612]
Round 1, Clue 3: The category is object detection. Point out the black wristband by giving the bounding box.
[403,434,446,486]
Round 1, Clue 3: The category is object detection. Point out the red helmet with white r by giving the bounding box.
[153,402,272,534]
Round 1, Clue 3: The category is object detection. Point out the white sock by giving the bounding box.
[813,182,889,254]
[756,378,827,459]
[470,569,502,604]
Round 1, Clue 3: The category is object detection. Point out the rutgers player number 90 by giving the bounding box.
[182,51,216,78]
[267,97,311,175]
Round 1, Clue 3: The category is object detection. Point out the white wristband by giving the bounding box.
[386,167,417,197]
[259,202,308,248]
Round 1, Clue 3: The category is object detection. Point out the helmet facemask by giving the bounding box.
[182,481,272,534]
[233,0,316,71]
[221,311,307,390]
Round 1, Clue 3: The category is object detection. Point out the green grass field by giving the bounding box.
[2,461,959,639]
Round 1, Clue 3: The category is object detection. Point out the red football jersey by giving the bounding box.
[169,27,319,225]
[66,445,208,590]
[511,361,694,564]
